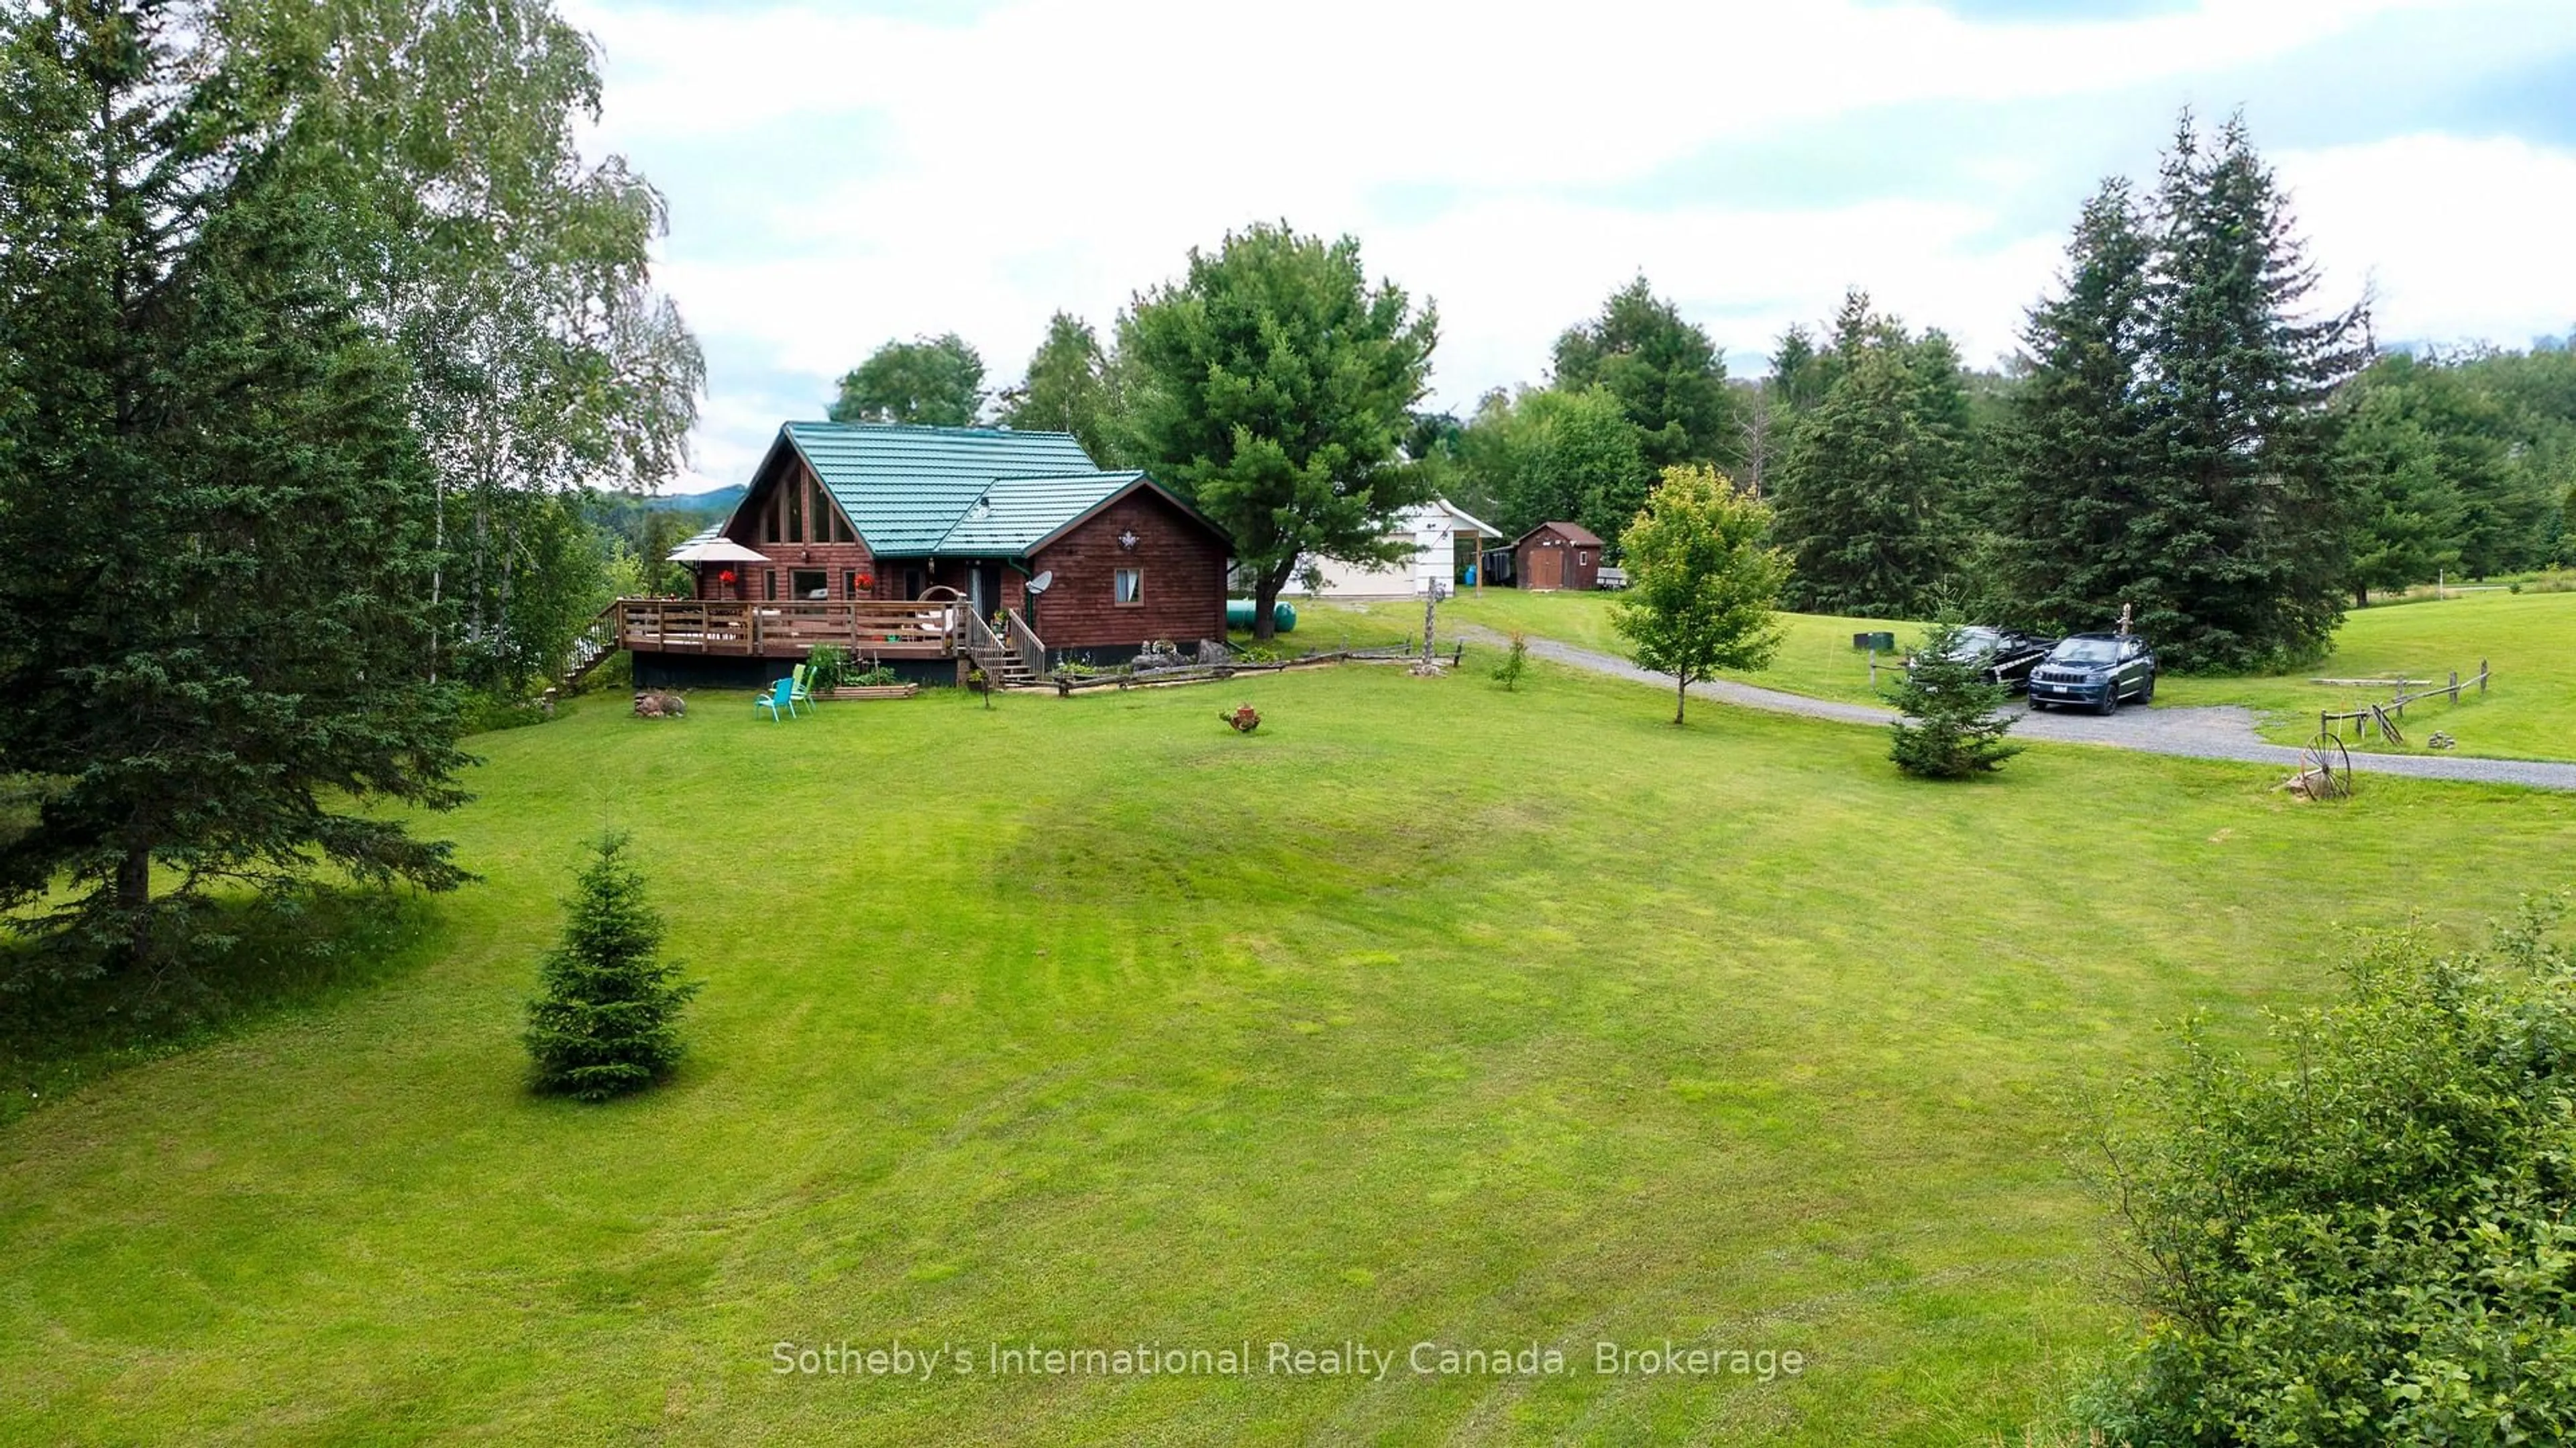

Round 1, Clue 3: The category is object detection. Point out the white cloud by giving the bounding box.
[2276,134,2576,350]
[565,0,2569,488]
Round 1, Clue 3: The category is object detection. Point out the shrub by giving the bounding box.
[571,648,632,695]
[524,833,699,1102]
[1886,623,2021,778]
[458,687,552,736]
[1492,631,1530,690]
[805,645,850,692]
[2080,895,2576,1445]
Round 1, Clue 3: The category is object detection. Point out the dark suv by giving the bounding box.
[2027,633,2155,713]
[1908,625,2055,694]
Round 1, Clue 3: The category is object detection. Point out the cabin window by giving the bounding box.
[765,570,777,601]
[1114,568,1143,605]
[786,476,804,544]
[818,481,849,544]
[792,569,826,601]
[904,568,925,599]
[761,489,780,544]
[845,570,859,598]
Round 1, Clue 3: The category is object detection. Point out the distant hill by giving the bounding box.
[642,484,745,513]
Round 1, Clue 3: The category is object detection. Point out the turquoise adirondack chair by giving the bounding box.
[790,663,816,712]
[755,676,798,723]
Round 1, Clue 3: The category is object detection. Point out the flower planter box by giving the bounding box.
[819,684,918,701]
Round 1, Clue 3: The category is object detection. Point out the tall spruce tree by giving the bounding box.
[2134,113,2371,668]
[1551,276,1736,472]
[1992,178,2155,633]
[2337,358,2473,603]
[0,1,470,963]
[1767,296,1969,615]
[1996,117,2369,667]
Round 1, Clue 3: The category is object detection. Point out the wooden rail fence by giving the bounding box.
[1050,644,1460,694]
[2320,660,2489,745]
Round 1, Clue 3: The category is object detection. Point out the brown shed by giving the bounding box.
[1512,521,1605,591]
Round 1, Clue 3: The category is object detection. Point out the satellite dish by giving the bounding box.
[1026,571,1054,594]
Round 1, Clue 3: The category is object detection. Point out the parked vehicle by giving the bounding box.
[2027,633,2157,713]
[1907,625,2055,694]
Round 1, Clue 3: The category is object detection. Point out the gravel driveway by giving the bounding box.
[1469,628,2576,792]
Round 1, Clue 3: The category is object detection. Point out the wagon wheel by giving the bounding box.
[2299,731,2354,800]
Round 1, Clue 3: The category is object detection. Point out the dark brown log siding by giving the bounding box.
[700,457,878,600]
[1028,491,1228,648]
[690,464,1226,645]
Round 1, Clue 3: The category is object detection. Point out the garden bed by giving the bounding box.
[818,684,918,701]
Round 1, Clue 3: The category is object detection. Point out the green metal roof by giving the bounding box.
[776,421,1103,556]
[935,471,1146,554]
[742,422,1227,560]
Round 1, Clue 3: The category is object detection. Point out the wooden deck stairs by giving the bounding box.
[559,607,620,688]
[963,607,1051,691]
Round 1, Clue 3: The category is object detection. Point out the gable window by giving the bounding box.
[818,480,851,544]
[1114,568,1143,606]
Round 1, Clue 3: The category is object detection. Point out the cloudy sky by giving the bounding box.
[561,0,2576,493]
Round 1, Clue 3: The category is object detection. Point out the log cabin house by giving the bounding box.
[612,423,1234,688]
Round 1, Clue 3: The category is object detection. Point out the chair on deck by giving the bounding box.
[790,664,816,711]
[755,676,798,723]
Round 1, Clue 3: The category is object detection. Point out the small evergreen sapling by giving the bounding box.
[1886,623,2023,778]
[1492,631,1530,690]
[525,833,699,1100]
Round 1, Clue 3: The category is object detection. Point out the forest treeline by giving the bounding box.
[920,114,2571,672]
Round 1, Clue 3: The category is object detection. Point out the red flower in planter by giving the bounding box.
[855,574,875,590]
[718,569,737,585]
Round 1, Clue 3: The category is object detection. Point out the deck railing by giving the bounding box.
[612,598,961,657]
[958,607,1010,678]
[1004,609,1048,678]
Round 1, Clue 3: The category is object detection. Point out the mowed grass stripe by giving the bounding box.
[2,662,2570,1444]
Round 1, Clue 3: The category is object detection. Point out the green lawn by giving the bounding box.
[1338,585,2576,762]
[2157,590,2576,762]
[1303,591,1922,708]
[3,666,2572,1444]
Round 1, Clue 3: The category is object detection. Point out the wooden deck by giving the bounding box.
[612,599,964,658]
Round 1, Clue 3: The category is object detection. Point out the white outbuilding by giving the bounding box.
[1283,499,1508,599]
